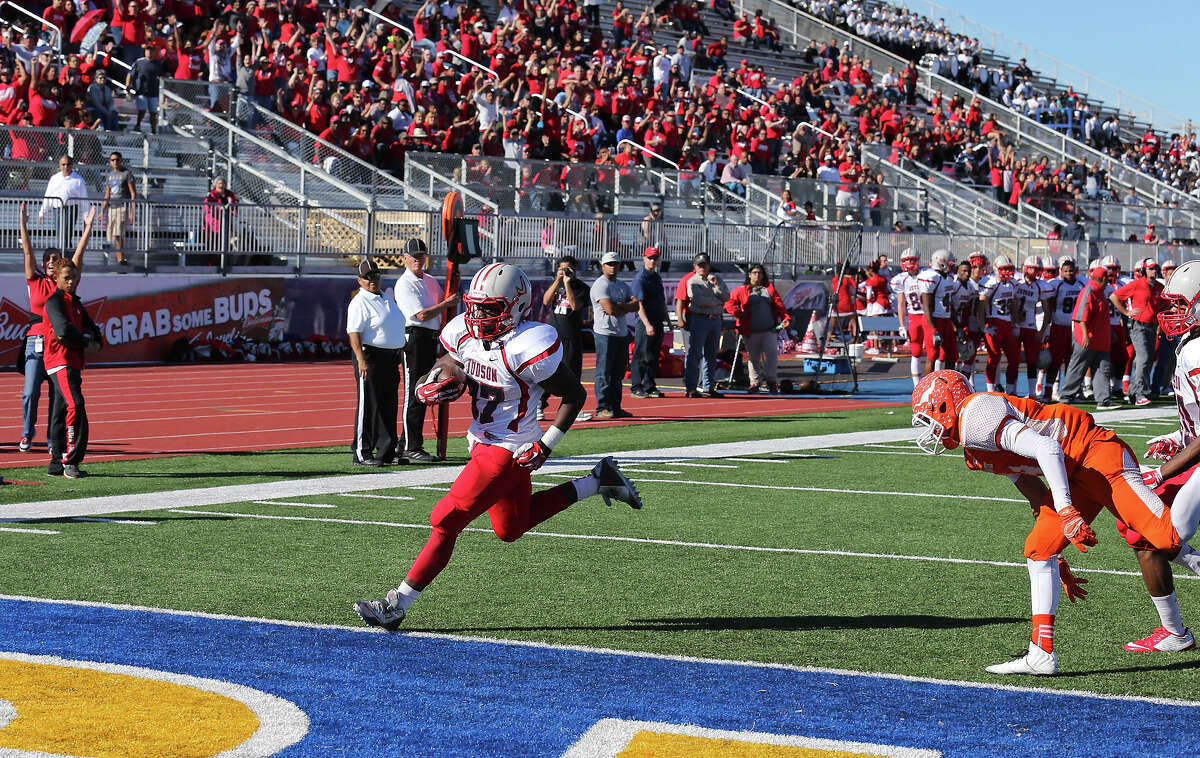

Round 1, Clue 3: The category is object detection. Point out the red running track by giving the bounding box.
[0,362,901,468]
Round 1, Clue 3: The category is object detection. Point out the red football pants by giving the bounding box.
[923,316,956,363]
[1046,323,1072,383]
[1019,327,1043,378]
[906,314,926,358]
[406,443,577,587]
[984,318,1019,385]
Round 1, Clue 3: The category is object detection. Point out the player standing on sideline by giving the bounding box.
[393,238,459,463]
[1102,256,1133,400]
[1059,262,1120,409]
[1037,257,1083,403]
[891,248,924,387]
[354,263,643,631]
[18,202,93,455]
[980,255,1020,393]
[1013,256,1053,399]
[44,258,103,478]
[918,249,956,374]
[912,370,1185,674]
[950,259,980,383]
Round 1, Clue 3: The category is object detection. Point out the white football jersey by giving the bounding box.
[980,274,1017,321]
[916,268,954,319]
[1105,276,1131,325]
[892,272,924,316]
[951,277,980,330]
[1047,276,1085,327]
[440,313,563,452]
[1173,335,1200,443]
[1012,277,1049,330]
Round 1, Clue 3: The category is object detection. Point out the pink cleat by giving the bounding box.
[1124,626,1196,652]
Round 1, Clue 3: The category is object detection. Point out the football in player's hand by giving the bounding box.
[416,364,468,405]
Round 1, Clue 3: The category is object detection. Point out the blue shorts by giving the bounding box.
[135,95,158,112]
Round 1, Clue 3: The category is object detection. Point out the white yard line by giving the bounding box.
[252,500,339,509]
[71,517,157,526]
[818,448,931,456]
[337,493,416,501]
[659,461,741,469]
[537,476,1025,502]
[622,469,684,474]
[0,406,1170,521]
[165,508,1196,584]
[0,526,57,535]
[722,457,793,464]
[3,592,1197,708]
[406,486,451,492]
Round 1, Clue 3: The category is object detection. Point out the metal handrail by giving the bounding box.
[403,159,500,218]
[161,89,373,205]
[442,49,497,79]
[529,92,588,123]
[896,0,1190,132]
[1,1,60,51]
[617,139,679,170]
[362,7,414,39]
[737,88,768,107]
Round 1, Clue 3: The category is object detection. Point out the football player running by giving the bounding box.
[912,370,1186,674]
[355,263,643,631]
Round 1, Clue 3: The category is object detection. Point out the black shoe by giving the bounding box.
[390,455,409,465]
[63,464,85,479]
[352,458,384,467]
[630,390,650,399]
[406,449,439,463]
[47,463,63,476]
[707,390,725,398]
[613,409,634,418]
[647,389,666,398]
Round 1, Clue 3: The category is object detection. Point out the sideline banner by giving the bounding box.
[0,275,360,365]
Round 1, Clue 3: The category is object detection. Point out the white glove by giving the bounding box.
[1142,467,1164,490]
[898,325,908,340]
[1146,433,1183,462]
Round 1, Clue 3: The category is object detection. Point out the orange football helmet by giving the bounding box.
[911,370,974,454]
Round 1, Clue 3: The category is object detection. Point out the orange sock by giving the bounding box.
[1032,613,1055,652]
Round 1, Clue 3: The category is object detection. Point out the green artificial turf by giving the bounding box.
[3,407,1199,701]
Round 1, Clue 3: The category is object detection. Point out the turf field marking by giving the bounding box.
[723,457,792,464]
[621,469,684,474]
[659,461,740,469]
[0,650,310,756]
[165,508,1195,584]
[818,447,931,456]
[0,526,57,535]
[337,493,416,501]
[71,517,157,525]
[252,500,339,509]
[865,442,923,450]
[406,485,451,492]
[1,409,1170,521]
[5,593,1199,709]
[563,719,942,758]
[538,475,1026,502]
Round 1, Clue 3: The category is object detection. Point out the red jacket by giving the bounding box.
[43,288,100,373]
[725,283,786,335]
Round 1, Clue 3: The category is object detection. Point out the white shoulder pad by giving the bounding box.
[439,313,470,358]
[503,321,564,384]
[958,393,1017,452]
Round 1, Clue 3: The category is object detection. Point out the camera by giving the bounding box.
[564,267,575,277]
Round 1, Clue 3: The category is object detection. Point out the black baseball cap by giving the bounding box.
[693,253,711,265]
[404,238,428,257]
[358,258,381,279]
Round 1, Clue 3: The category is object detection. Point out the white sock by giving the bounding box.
[911,374,920,388]
[986,381,996,392]
[934,359,945,370]
[1151,592,1186,635]
[1051,380,1060,397]
[910,357,921,378]
[1028,557,1060,616]
[1084,376,1093,390]
[1173,544,1200,577]
[572,474,599,500]
[391,581,422,611]
[1036,369,1045,389]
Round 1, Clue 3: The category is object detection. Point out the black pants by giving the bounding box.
[401,327,439,454]
[352,346,401,463]
[631,319,664,393]
[49,366,87,466]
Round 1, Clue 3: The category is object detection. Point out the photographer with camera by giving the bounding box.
[540,253,591,422]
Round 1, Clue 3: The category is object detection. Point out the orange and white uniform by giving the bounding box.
[957,392,1180,560]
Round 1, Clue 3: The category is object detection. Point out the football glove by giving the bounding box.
[1142,467,1164,490]
[898,325,908,340]
[415,367,466,405]
[1146,434,1182,462]
[1058,504,1097,553]
[932,332,943,347]
[512,440,551,470]
[1057,556,1088,603]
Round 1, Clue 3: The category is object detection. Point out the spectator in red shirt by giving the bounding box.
[114,0,155,65]
[44,254,103,478]
[1060,263,1116,407]
[1111,258,1163,405]
[831,269,859,341]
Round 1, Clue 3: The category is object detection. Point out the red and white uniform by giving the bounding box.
[1014,277,1049,373]
[889,270,913,317]
[894,271,925,357]
[439,313,562,453]
[1045,276,1084,376]
[981,274,1020,386]
[1106,275,1134,377]
[917,267,955,361]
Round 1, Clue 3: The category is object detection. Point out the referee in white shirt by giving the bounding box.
[346,258,407,466]
[393,238,458,462]
[40,155,89,251]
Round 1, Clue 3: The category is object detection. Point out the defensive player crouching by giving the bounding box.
[912,370,1186,675]
[355,263,643,631]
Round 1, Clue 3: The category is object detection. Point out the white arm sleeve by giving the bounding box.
[998,419,1072,512]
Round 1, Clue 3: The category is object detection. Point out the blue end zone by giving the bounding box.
[0,597,1193,756]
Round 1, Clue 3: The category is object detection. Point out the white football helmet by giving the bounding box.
[464,262,533,341]
[1158,260,1200,337]
[1039,255,1057,280]
[1022,255,1040,278]
[900,247,920,273]
[993,254,1015,280]
[930,248,955,273]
